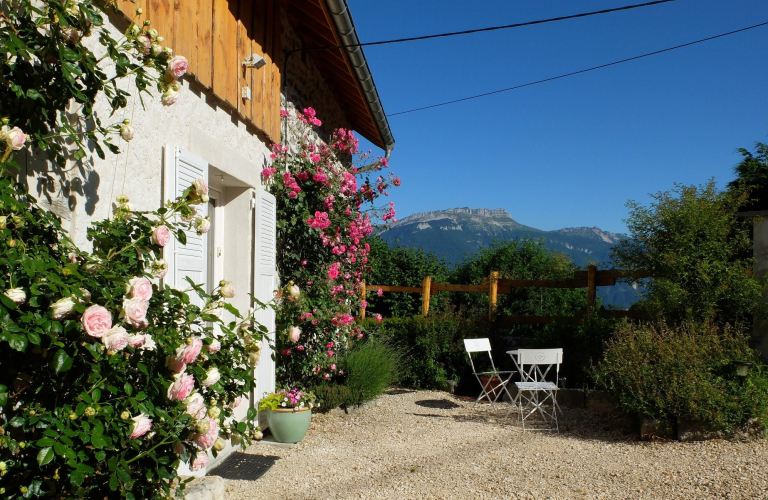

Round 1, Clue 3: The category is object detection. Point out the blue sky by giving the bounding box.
[346,0,768,233]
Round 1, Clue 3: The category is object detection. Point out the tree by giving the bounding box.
[727,142,768,212]
[364,235,450,318]
[611,181,765,327]
[451,239,586,324]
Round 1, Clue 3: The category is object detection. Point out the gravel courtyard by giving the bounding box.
[222,390,768,500]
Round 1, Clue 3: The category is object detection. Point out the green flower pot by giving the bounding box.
[266,407,312,443]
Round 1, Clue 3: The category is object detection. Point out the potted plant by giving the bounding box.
[258,388,318,443]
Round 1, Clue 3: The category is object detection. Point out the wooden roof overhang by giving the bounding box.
[284,0,390,151]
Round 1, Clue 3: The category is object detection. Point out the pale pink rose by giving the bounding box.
[141,334,157,351]
[51,297,77,319]
[102,325,129,351]
[152,225,171,247]
[167,372,195,401]
[151,259,168,279]
[184,393,207,420]
[120,124,135,142]
[6,127,26,150]
[129,413,153,439]
[192,418,219,450]
[81,305,112,338]
[190,454,208,471]
[4,288,26,305]
[202,367,220,388]
[230,396,242,409]
[288,284,300,300]
[219,281,235,298]
[206,339,221,354]
[128,334,146,348]
[192,178,208,196]
[128,277,153,301]
[193,217,210,235]
[287,326,301,343]
[166,355,186,373]
[176,337,203,365]
[122,297,149,328]
[137,34,151,55]
[161,87,179,106]
[167,55,189,79]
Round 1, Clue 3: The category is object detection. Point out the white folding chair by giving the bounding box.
[507,348,563,432]
[464,338,515,409]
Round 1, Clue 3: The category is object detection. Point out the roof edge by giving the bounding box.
[324,0,395,159]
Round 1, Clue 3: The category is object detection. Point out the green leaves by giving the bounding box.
[37,447,55,467]
[53,349,73,373]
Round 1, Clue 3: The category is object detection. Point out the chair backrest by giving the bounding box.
[516,348,563,384]
[464,338,491,353]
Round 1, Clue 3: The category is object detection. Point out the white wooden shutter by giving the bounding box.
[162,146,209,308]
[253,189,277,404]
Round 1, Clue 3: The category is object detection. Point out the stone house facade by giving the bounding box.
[17,0,393,473]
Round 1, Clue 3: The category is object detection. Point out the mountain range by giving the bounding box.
[379,207,640,308]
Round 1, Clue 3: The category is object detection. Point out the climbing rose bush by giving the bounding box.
[266,108,398,387]
[0,177,269,499]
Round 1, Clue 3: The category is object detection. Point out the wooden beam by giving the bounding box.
[497,278,589,289]
[421,276,431,317]
[587,265,597,314]
[489,271,498,322]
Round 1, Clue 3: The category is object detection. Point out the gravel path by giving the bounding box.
[222,390,768,499]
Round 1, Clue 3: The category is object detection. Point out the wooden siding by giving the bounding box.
[119,0,282,142]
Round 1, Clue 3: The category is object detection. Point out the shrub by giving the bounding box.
[362,316,488,389]
[534,315,620,388]
[341,338,400,406]
[593,320,768,430]
[311,384,351,412]
[0,179,266,499]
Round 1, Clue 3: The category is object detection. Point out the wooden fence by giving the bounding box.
[360,266,648,325]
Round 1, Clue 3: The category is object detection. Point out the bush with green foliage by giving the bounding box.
[612,181,766,327]
[361,316,488,389]
[593,321,768,430]
[534,314,620,388]
[728,142,768,212]
[365,235,450,317]
[340,338,400,406]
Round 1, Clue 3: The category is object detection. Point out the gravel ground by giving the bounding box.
[222,389,768,500]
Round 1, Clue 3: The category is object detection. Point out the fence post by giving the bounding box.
[587,265,597,314]
[421,276,431,317]
[360,280,366,319]
[489,271,498,322]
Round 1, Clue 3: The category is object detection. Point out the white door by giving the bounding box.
[162,146,209,306]
[253,189,277,411]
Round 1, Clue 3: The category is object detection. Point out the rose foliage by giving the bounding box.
[266,108,399,387]
[0,176,269,499]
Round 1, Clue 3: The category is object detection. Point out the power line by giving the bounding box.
[387,21,768,117]
[295,0,682,53]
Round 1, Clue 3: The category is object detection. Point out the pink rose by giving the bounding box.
[81,305,112,338]
[192,418,219,450]
[192,178,208,196]
[6,127,26,150]
[102,325,129,352]
[376,314,382,323]
[206,339,221,354]
[152,225,171,247]
[166,355,186,373]
[167,372,195,401]
[129,413,153,439]
[122,297,149,328]
[128,334,146,348]
[230,396,242,409]
[287,326,301,343]
[128,277,153,301]
[175,337,203,365]
[184,393,207,420]
[190,454,208,471]
[167,55,189,79]
[220,281,235,298]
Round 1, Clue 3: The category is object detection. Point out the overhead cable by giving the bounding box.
[388,21,768,117]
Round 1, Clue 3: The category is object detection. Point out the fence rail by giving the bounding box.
[360,266,649,324]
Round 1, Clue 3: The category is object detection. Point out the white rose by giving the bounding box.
[140,334,157,351]
[4,288,26,305]
[288,284,301,300]
[193,217,210,235]
[287,326,301,343]
[220,280,235,298]
[50,296,77,319]
[184,393,207,420]
[120,124,135,141]
[202,367,220,387]
[102,325,129,351]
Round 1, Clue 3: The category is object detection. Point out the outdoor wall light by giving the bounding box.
[734,361,753,377]
[242,54,267,69]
